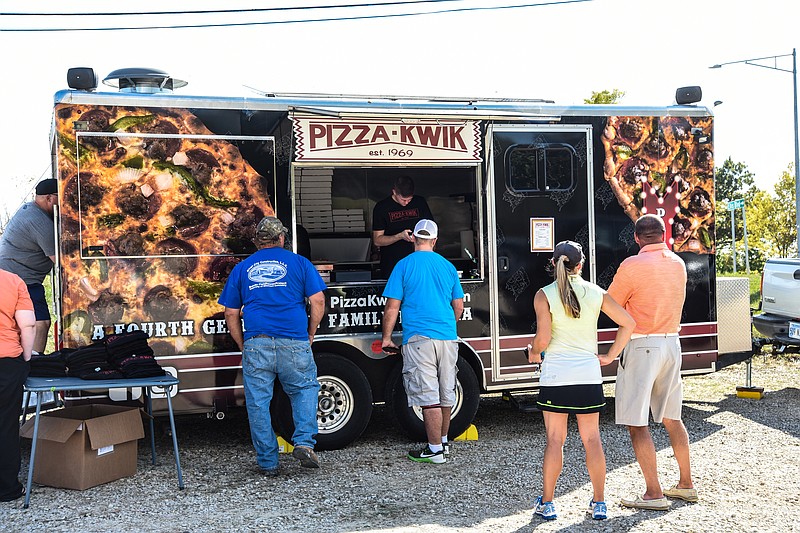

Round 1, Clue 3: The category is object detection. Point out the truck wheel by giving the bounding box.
[271,353,373,451]
[386,355,480,442]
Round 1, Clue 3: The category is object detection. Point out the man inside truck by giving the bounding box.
[372,175,433,278]
[0,179,59,354]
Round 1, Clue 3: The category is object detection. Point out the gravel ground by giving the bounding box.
[3,353,799,532]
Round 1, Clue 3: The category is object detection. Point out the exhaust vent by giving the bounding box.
[102,68,187,94]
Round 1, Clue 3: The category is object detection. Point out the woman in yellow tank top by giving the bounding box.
[528,241,635,521]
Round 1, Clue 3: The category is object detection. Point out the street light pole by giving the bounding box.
[710,49,800,257]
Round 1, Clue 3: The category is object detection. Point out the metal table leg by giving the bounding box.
[20,391,31,429]
[165,385,184,489]
[23,397,43,509]
[146,387,156,465]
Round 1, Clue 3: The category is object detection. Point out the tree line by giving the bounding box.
[715,158,797,272]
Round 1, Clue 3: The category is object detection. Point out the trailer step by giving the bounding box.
[502,392,541,413]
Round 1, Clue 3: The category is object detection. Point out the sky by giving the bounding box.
[0,0,797,216]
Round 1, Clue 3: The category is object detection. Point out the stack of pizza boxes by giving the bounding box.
[332,209,365,233]
[296,168,334,233]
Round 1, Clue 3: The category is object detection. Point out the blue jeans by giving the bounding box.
[242,336,320,470]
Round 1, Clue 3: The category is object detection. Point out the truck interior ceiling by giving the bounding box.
[293,166,480,283]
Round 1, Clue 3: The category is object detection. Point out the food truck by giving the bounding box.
[50,68,752,449]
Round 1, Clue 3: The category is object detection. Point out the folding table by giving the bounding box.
[21,374,184,508]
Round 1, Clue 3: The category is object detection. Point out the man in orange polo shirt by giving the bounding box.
[608,214,697,511]
[0,269,35,502]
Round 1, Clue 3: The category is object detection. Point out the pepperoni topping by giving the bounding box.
[619,157,650,185]
[642,133,669,159]
[687,187,712,217]
[617,118,646,144]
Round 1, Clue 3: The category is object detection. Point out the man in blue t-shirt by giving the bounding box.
[218,216,327,475]
[381,219,464,464]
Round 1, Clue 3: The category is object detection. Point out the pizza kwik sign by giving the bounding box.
[292,116,482,162]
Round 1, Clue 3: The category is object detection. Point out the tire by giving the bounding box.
[271,353,373,451]
[386,354,480,442]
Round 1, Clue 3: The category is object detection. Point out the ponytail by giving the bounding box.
[555,255,581,318]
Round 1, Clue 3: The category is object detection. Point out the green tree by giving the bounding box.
[771,166,797,257]
[747,166,797,259]
[584,89,625,104]
[714,158,758,270]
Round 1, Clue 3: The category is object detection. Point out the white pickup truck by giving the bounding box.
[753,257,800,347]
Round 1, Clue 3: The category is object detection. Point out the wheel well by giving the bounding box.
[457,341,486,392]
[312,340,397,403]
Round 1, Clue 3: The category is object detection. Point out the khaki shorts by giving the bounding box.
[402,335,459,407]
[615,336,683,426]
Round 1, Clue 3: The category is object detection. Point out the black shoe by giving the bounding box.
[408,444,446,464]
[292,446,320,468]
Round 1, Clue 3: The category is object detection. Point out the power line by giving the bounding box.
[1,0,590,32]
[1,0,463,17]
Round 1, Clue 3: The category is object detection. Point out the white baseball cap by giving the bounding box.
[413,219,438,239]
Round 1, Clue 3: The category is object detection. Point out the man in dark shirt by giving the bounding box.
[372,175,433,278]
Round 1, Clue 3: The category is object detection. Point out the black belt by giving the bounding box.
[251,334,276,339]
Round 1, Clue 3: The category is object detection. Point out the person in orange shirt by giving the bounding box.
[607,214,697,511]
[0,269,35,503]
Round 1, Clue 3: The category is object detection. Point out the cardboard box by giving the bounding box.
[21,405,144,490]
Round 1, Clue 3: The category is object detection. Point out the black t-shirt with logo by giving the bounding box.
[372,195,432,277]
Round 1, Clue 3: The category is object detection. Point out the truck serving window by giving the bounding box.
[506,143,576,194]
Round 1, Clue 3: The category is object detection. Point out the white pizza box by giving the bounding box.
[297,176,332,182]
[298,192,332,199]
[332,214,364,220]
[302,215,333,221]
[334,225,366,231]
[297,198,331,207]
[332,209,363,215]
[299,207,333,214]
[298,203,332,208]
[297,179,333,187]
[298,186,332,194]
[333,220,364,226]
[305,226,335,232]
[298,168,333,176]
[300,209,333,217]
[295,174,333,183]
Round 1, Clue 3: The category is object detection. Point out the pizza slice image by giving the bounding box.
[55,104,275,347]
[602,115,714,254]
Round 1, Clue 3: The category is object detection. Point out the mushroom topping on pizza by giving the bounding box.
[602,115,714,253]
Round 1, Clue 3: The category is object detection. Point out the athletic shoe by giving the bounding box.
[443,442,451,457]
[588,500,607,520]
[533,495,557,520]
[292,445,320,468]
[407,444,446,464]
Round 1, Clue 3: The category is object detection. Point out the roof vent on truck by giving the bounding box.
[102,67,187,94]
